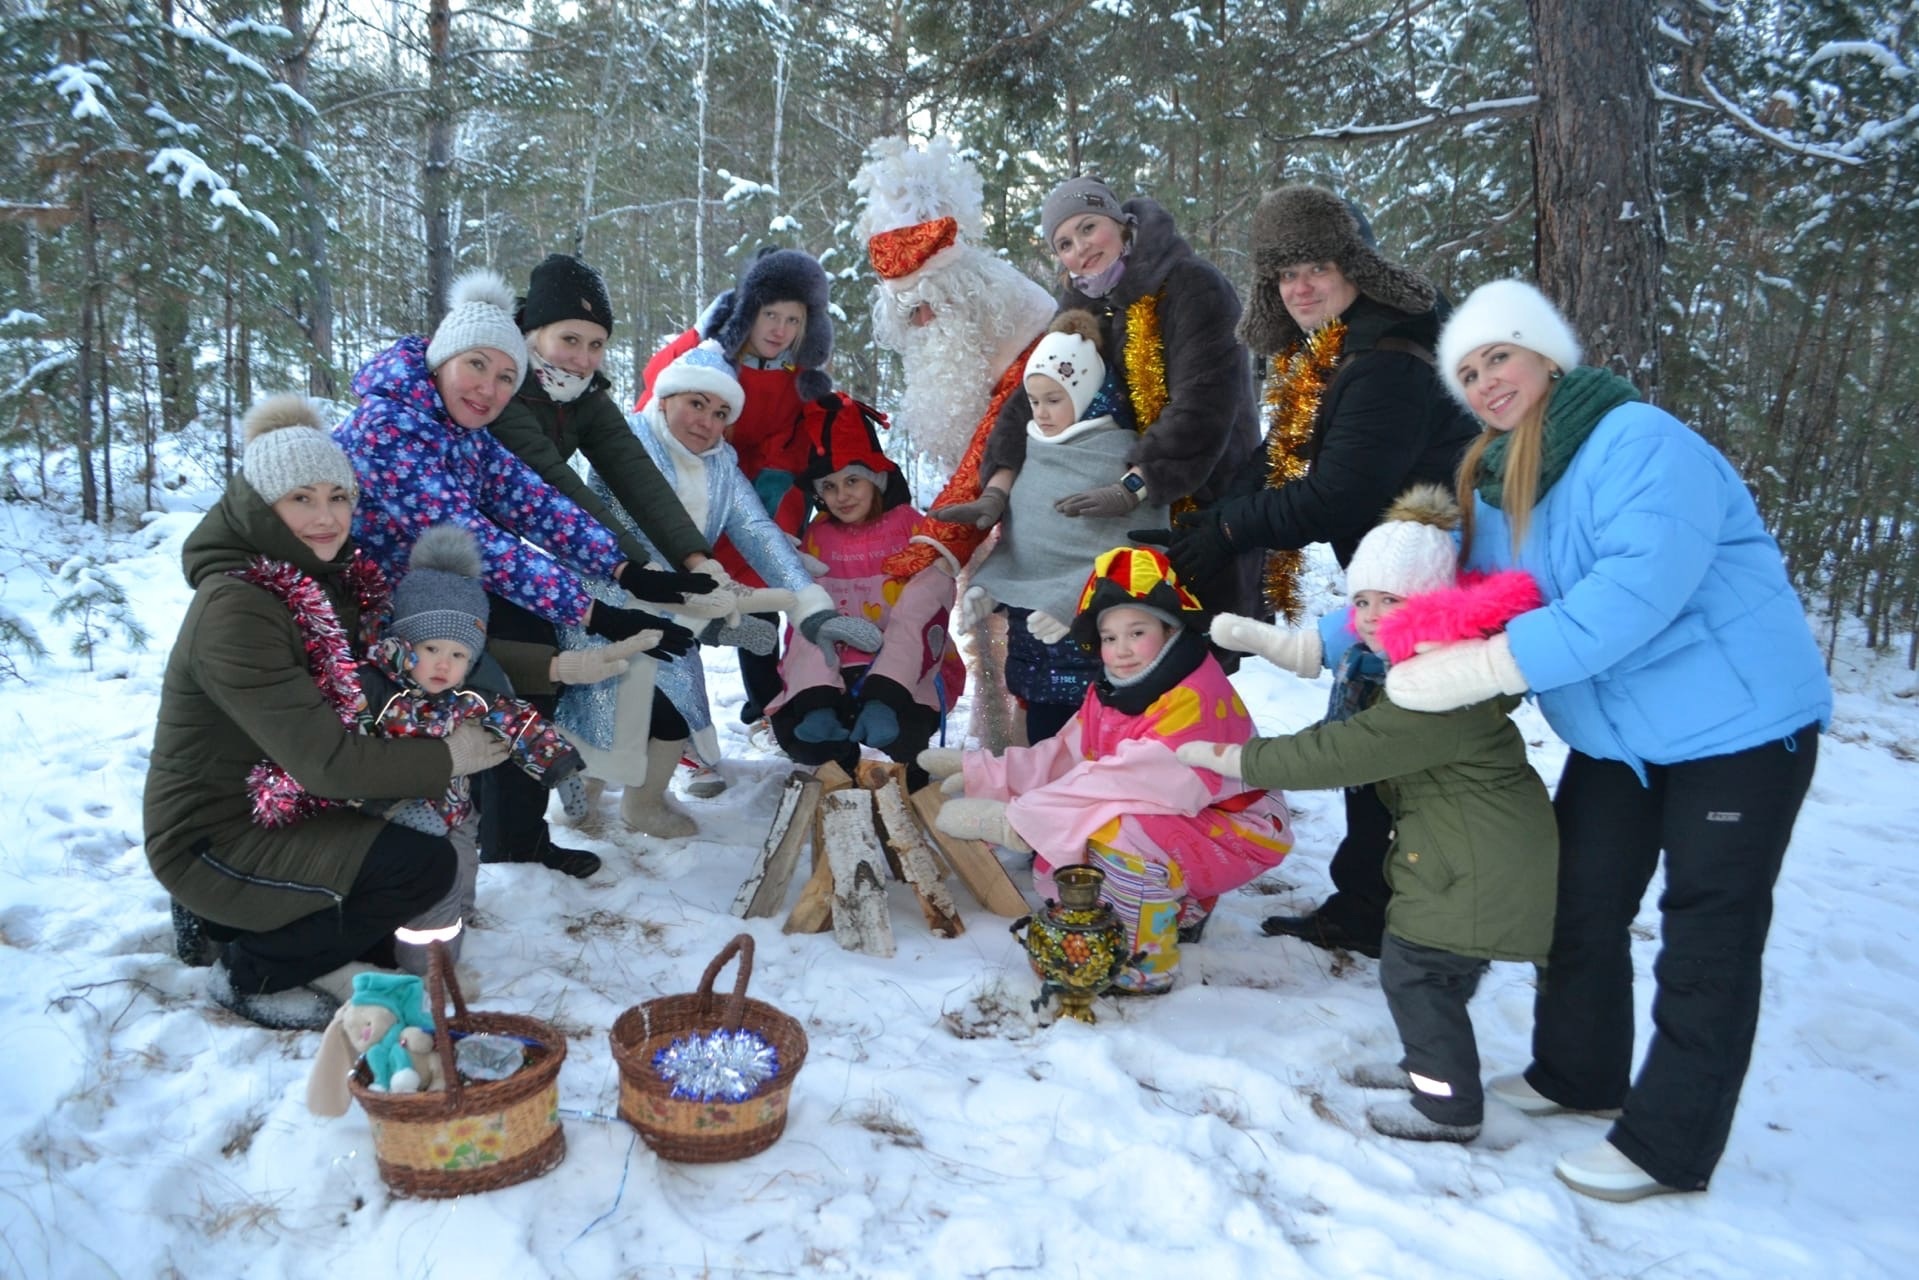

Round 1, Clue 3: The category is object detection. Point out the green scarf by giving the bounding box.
[1476,365,1639,509]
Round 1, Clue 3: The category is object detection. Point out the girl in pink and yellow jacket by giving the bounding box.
[924,546,1293,992]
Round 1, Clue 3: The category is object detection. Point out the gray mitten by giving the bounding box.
[931,486,1010,530]
[699,614,779,656]
[801,611,884,655]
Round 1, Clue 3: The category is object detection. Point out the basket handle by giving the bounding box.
[694,934,756,1031]
[425,941,468,1105]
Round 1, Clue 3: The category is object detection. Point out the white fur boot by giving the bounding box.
[621,737,699,838]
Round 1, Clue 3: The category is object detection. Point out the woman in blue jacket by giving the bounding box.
[1387,279,1830,1203]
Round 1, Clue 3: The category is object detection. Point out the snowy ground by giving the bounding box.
[1,495,1916,1280]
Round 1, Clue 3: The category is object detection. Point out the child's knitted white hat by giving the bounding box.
[1023,310,1105,423]
[1345,484,1460,600]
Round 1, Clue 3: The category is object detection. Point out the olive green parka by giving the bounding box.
[143,475,453,933]
[1240,692,1557,962]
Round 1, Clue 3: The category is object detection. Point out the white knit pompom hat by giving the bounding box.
[1345,484,1461,601]
[1435,278,1583,408]
[426,269,529,389]
[241,393,356,504]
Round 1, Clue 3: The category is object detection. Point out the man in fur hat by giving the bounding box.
[1143,184,1480,959]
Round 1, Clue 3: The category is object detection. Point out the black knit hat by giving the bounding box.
[516,253,615,337]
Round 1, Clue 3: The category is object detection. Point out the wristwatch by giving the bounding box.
[1120,472,1146,496]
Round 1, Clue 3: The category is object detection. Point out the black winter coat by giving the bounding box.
[1221,297,1479,568]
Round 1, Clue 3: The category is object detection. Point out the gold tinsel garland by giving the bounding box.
[1260,318,1347,623]
[1123,291,1169,432]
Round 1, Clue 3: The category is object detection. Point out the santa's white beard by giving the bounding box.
[884,313,996,468]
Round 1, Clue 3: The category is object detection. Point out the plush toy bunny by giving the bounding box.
[305,973,444,1117]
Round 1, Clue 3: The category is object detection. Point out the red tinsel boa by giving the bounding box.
[234,552,390,828]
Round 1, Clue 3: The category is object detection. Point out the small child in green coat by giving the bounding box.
[1177,485,1557,1143]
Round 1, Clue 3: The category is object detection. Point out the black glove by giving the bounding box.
[616,563,712,605]
[586,602,696,656]
[1130,506,1236,587]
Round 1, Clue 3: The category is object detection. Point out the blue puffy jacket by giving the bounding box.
[1464,400,1829,778]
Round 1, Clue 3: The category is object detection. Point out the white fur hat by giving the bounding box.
[1345,485,1460,601]
[426,269,529,389]
[1436,278,1583,408]
[1023,314,1105,423]
[652,340,746,424]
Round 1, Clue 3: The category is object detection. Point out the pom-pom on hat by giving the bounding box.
[1023,311,1106,422]
[1345,484,1461,601]
[516,253,615,337]
[652,340,746,424]
[390,523,489,657]
[1435,278,1584,409]
[241,393,357,505]
[1238,185,1439,357]
[703,248,833,400]
[426,269,529,389]
[1070,545,1206,648]
[1040,176,1134,246]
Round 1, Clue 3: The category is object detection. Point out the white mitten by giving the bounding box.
[1025,610,1071,645]
[959,585,998,632]
[728,586,800,616]
[1210,613,1323,679]
[1174,740,1244,779]
[656,560,739,623]
[934,797,1032,853]
[941,772,967,798]
[1384,633,1528,713]
[917,747,965,780]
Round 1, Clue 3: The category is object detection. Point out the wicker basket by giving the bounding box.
[610,934,809,1163]
[348,943,567,1198]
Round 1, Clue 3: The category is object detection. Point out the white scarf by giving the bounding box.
[529,350,592,403]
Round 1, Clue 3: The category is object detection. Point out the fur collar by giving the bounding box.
[1373,570,1542,665]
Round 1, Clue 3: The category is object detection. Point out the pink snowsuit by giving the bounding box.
[963,652,1293,901]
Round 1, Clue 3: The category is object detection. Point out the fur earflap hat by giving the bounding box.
[241,393,357,504]
[1435,278,1584,409]
[652,340,746,424]
[802,394,909,510]
[1238,185,1439,356]
[1345,484,1461,602]
[390,523,490,657]
[427,269,529,389]
[704,248,834,400]
[1023,311,1106,423]
[1070,545,1206,649]
[516,253,615,337]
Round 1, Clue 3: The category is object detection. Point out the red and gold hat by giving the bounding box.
[1071,545,1205,647]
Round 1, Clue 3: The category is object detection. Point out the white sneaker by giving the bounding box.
[1555,1141,1678,1202]
[679,755,727,798]
[1489,1072,1624,1118]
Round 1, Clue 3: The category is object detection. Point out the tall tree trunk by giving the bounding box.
[424,0,454,329]
[1528,0,1664,398]
[281,0,336,397]
[694,0,711,303]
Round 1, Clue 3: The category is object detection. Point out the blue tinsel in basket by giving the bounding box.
[652,1029,780,1102]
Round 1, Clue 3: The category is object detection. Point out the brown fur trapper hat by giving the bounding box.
[1238,185,1439,356]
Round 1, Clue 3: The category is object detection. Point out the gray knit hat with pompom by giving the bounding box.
[426,268,529,389]
[390,523,490,657]
[241,393,357,504]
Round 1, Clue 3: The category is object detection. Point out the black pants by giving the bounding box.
[1023,700,1079,745]
[771,672,939,790]
[1381,934,1493,1126]
[738,612,784,723]
[225,823,455,993]
[1526,726,1818,1190]
[1315,784,1393,946]
[476,595,558,862]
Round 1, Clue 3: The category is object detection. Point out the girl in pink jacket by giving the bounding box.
[767,396,965,788]
[927,546,1293,992]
